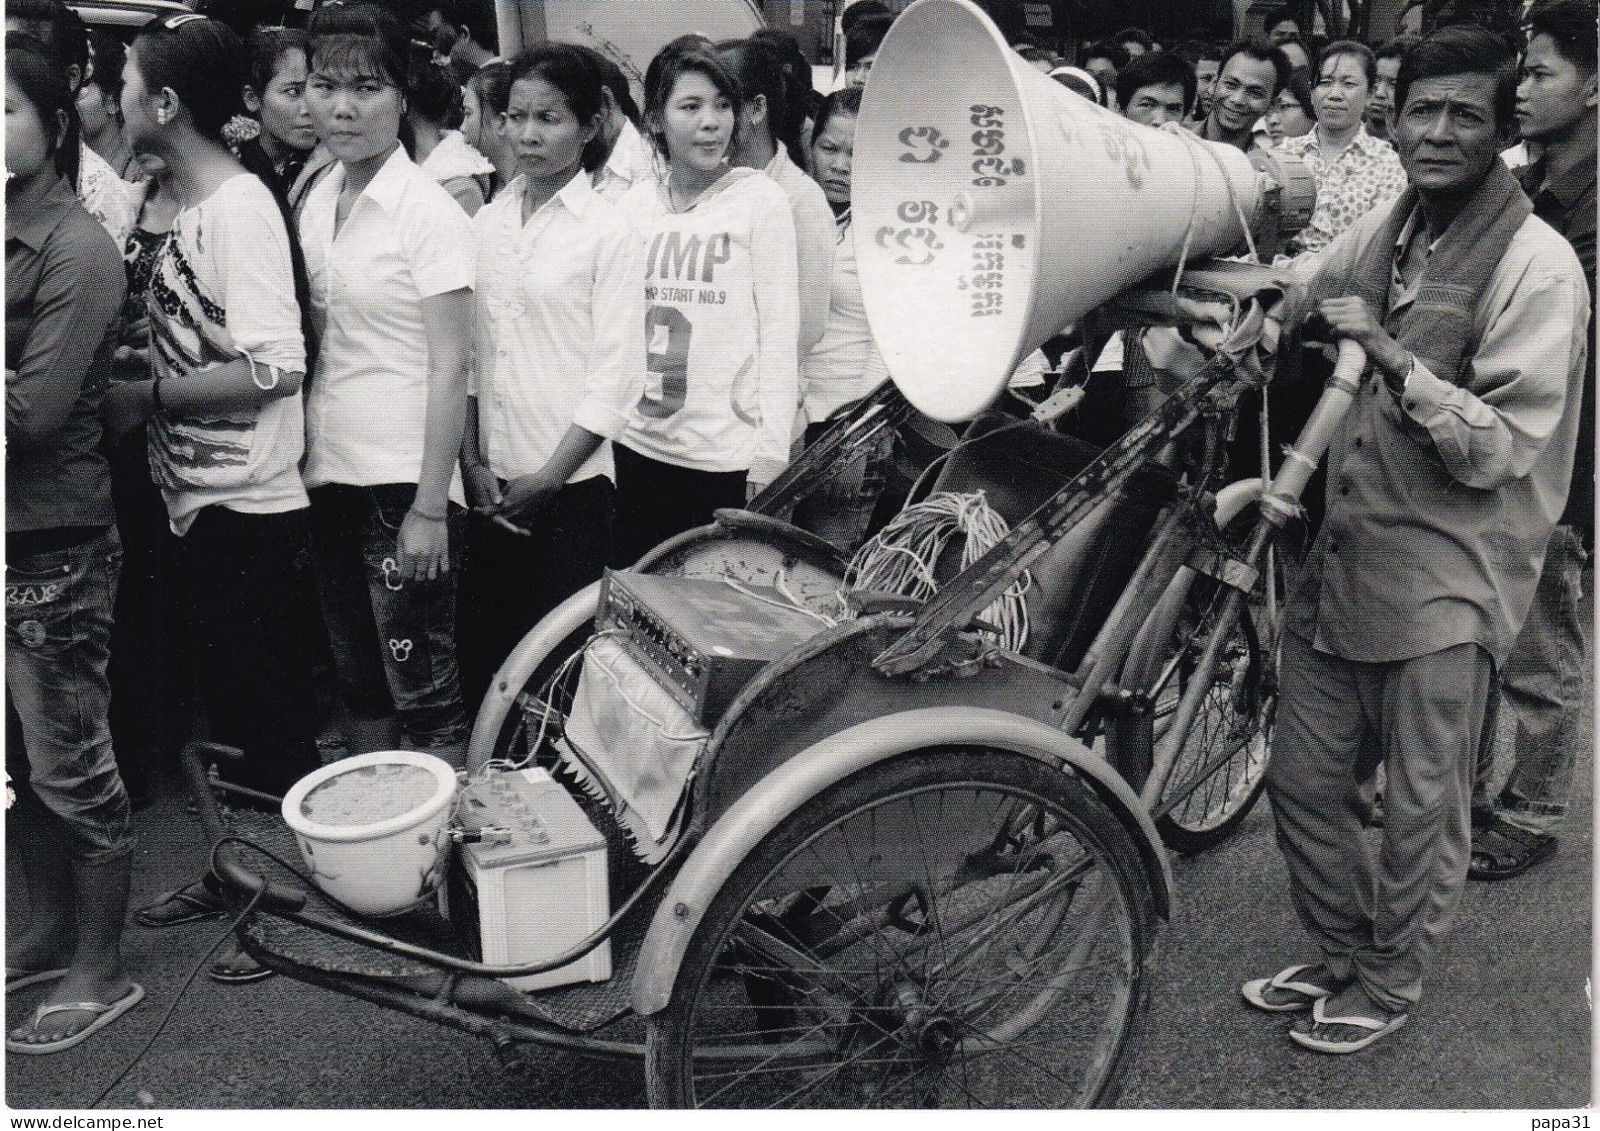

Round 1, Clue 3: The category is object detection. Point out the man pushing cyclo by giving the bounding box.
[1242,23,1588,1055]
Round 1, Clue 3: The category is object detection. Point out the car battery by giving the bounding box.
[451,767,611,992]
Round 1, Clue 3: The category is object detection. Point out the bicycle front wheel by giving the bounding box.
[1113,507,1301,854]
[645,749,1157,1109]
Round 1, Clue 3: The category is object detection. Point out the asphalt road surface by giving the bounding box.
[7,626,1591,1111]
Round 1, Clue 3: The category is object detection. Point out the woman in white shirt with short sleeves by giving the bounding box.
[109,13,324,986]
[611,38,800,566]
[299,4,474,763]
[459,44,645,703]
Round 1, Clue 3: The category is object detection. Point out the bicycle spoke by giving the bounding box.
[663,760,1148,1108]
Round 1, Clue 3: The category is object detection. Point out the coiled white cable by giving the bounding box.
[840,490,1031,652]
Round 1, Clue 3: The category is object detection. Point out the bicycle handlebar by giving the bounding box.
[1264,339,1366,507]
[179,741,307,914]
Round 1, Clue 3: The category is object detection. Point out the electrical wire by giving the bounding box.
[719,575,839,628]
[89,890,264,1109]
[840,490,1031,652]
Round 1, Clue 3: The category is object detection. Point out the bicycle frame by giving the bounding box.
[869,335,1368,812]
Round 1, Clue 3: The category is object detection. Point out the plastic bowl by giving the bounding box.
[281,752,459,917]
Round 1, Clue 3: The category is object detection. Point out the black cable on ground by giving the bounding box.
[89,890,264,1110]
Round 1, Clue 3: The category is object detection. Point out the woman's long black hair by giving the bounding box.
[6,35,80,184]
[717,36,805,168]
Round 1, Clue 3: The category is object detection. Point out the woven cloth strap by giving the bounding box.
[1307,159,1531,385]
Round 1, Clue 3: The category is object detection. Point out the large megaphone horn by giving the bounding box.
[854,0,1312,422]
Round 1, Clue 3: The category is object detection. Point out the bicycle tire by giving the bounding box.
[1112,507,1301,854]
[645,748,1156,1109]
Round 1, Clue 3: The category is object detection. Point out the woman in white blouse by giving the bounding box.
[407,59,494,216]
[717,35,834,364]
[110,12,323,986]
[790,84,893,553]
[458,44,645,702]
[299,4,474,761]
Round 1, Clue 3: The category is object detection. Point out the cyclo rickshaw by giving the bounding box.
[189,0,1362,1107]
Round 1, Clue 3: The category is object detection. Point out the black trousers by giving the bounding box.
[105,425,194,794]
[459,475,614,709]
[172,505,323,796]
[611,444,746,568]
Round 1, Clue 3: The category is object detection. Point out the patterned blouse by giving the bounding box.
[144,175,309,534]
[76,141,137,248]
[1276,126,1407,261]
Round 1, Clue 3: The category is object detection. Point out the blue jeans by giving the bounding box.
[1474,524,1588,835]
[5,528,132,865]
[791,421,894,555]
[309,484,469,751]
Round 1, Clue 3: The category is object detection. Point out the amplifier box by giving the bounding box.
[596,571,827,725]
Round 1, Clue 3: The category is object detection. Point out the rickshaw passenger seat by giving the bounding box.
[929,413,1176,672]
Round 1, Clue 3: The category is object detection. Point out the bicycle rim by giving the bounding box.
[648,752,1153,1108]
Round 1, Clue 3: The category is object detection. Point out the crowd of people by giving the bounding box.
[5,0,1593,1081]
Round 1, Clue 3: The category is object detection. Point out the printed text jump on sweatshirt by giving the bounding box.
[616,167,799,483]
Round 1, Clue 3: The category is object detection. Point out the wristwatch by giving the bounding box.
[1383,351,1415,399]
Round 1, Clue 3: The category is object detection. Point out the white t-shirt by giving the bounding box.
[615,167,800,484]
[472,171,645,485]
[764,147,836,362]
[145,174,309,535]
[300,146,474,502]
[801,211,890,423]
[593,120,658,204]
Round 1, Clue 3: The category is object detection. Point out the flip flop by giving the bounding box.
[207,946,273,985]
[1469,816,1557,882]
[1241,963,1345,1013]
[133,878,224,929]
[5,983,144,1055]
[1289,995,1409,1054]
[5,968,71,992]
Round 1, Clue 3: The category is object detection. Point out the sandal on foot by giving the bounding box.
[1289,996,1408,1054]
[133,877,223,929]
[5,968,70,992]
[1469,816,1557,882]
[207,947,272,985]
[5,983,144,1055]
[1242,963,1346,1013]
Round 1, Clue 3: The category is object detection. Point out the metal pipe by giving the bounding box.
[1057,505,1193,734]
[179,743,305,914]
[255,953,645,1059]
[1137,341,1366,807]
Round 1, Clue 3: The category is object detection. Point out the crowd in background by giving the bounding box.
[5,0,1593,1062]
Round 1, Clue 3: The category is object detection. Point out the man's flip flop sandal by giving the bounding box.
[5,969,71,992]
[1469,816,1557,882]
[1289,996,1409,1054]
[5,983,145,1055]
[1241,964,1344,1013]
